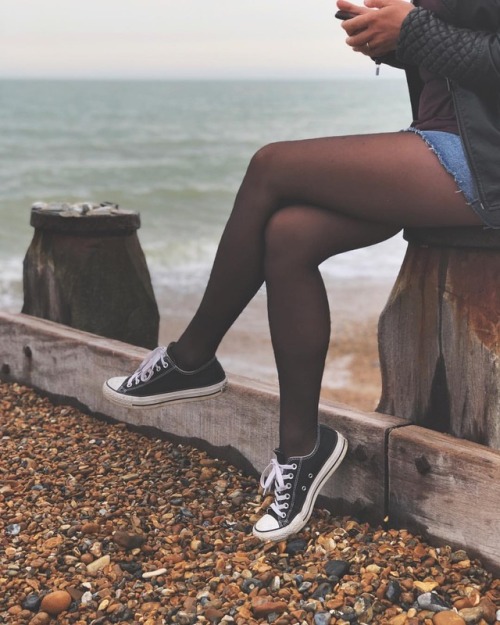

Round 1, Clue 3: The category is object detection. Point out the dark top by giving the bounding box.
[411,0,460,134]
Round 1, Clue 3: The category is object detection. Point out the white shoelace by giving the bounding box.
[260,458,296,519]
[126,346,169,387]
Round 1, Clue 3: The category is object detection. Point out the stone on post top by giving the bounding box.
[30,201,141,234]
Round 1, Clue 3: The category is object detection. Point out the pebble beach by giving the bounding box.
[1,381,499,625]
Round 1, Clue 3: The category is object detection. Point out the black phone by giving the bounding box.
[335,9,357,20]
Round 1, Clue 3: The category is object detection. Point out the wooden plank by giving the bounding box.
[388,426,500,575]
[378,245,442,422]
[0,311,405,525]
[441,251,500,447]
[378,244,500,449]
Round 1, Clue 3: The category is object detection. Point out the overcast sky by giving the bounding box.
[0,0,402,79]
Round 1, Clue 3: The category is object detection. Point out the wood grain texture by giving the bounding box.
[0,311,404,525]
[22,228,159,349]
[378,242,500,449]
[388,426,500,575]
[378,245,442,424]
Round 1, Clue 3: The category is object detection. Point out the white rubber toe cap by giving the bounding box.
[105,376,127,391]
[253,513,280,536]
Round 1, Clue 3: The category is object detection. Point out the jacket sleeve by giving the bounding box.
[396,7,500,90]
[377,51,407,69]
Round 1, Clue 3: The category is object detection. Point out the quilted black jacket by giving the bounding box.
[395,0,500,227]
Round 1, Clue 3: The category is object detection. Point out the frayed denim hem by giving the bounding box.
[403,127,478,206]
[402,127,500,229]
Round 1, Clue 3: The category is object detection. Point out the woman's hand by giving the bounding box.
[337,0,415,58]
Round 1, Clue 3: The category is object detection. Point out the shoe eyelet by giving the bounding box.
[286,484,292,489]
[308,473,314,479]
[302,486,307,491]
[292,463,298,469]
[284,503,289,509]
[285,494,290,500]
[281,512,286,519]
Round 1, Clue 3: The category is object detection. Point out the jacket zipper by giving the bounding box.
[448,79,487,214]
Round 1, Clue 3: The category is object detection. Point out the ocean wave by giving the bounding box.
[0,256,24,312]
[1,79,411,311]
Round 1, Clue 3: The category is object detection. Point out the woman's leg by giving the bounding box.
[264,206,399,458]
[174,131,480,372]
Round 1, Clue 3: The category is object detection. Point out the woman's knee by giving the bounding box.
[245,141,292,188]
[264,207,319,272]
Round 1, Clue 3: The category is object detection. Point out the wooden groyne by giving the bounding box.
[1,311,499,574]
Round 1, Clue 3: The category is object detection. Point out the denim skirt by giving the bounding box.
[404,127,485,221]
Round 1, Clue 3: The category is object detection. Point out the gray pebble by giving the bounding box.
[324,559,350,579]
[242,578,262,594]
[298,581,313,593]
[312,582,333,600]
[341,606,358,622]
[416,592,451,612]
[22,594,41,612]
[6,524,21,536]
[385,580,402,603]
[285,538,308,555]
[314,612,331,625]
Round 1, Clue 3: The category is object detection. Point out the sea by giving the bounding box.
[0,79,412,314]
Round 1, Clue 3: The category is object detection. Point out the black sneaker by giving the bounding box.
[103,343,227,408]
[253,424,348,542]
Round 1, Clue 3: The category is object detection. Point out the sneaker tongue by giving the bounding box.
[274,449,287,464]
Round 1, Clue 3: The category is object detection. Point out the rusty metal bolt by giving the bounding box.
[415,454,431,475]
[354,444,368,462]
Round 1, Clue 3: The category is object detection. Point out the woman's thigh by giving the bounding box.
[252,132,482,228]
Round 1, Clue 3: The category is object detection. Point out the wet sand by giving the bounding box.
[158,277,394,414]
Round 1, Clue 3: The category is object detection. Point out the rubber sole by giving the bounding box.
[102,377,228,409]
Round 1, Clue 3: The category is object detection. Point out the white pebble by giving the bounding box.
[142,568,167,579]
[81,591,93,605]
[86,554,110,573]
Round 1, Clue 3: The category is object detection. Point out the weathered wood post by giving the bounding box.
[377,227,500,449]
[22,202,159,349]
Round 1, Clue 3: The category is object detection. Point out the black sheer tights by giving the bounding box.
[171,132,481,459]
